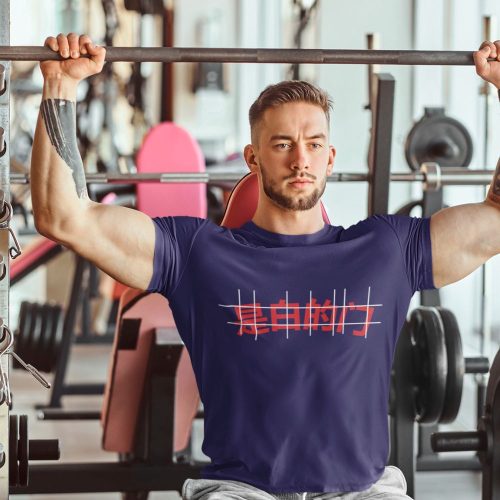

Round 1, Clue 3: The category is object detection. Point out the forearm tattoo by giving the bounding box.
[40,99,88,199]
[487,157,500,204]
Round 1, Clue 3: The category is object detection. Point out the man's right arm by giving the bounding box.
[31,33,155,290]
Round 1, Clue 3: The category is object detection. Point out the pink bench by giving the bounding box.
[101,122,206,458]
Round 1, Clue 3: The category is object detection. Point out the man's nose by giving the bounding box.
[290,144,309,170]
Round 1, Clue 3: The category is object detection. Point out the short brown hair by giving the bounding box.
[249,80,333,144]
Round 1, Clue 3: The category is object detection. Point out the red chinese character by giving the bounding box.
[233,304,269,335]
[352,306,376,337]
[302,298,334,332]
[270,299,301,332]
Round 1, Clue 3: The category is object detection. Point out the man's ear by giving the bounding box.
[327,146,336,175]
[244,144,259,173]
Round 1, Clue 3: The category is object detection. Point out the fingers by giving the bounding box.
[45,33,105,64]
[86,44,106,65]
[56,33,70,58]
[474,40,500,88]
[473,41,495,78]
[79,34,92,55]
[67,32,80,58]
[475,40,500,60]
[44,36,58,51]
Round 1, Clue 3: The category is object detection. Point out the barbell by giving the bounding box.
[0,46,492,65]
[3,166,496,188]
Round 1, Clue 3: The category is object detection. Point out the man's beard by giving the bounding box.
[260,165,327,211]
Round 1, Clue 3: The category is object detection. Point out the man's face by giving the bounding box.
[246,102,335,212]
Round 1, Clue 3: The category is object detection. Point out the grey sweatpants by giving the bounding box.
[182,466,412,500]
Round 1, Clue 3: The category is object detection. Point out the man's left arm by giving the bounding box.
[431,40,500,288]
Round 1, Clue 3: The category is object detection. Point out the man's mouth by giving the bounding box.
[288,178,313,186]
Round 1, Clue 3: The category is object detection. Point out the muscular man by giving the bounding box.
[32,34,500,500]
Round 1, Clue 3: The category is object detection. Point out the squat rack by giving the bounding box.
[0,0,498,496]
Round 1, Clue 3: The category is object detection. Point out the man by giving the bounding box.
[32,34,499,500]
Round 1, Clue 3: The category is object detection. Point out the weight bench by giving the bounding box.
[101,288,201,461]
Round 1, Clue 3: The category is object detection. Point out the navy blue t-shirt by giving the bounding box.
[147,215,434,493]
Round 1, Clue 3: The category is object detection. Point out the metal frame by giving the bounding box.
[368,73,395,216]
[0,1,10,498]
[0,46,487,65]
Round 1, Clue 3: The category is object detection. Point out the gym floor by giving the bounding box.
[8,344,481,500]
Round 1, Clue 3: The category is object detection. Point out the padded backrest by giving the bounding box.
[221,172,331,228]
[136,122,207,218]
[101,290,200,454]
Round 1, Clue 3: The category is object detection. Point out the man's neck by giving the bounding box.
[251,202,326,235]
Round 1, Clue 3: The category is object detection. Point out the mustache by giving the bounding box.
[285,173,316,181]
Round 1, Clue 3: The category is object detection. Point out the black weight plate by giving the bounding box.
[25,303,42,365]
[410,307,448,424]
[47,306,64,372]
[395,199,423,216]
[405,108,473,171]
[436,308,465,424]
[35,304,53,369]
[18,415,29,487]
[36,304,55,373]
[9,414,18,487]
[15,302,33,368]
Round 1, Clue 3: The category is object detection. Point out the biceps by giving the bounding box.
[64,203,156,290]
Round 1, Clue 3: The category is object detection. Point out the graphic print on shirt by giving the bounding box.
[218,287,381,340]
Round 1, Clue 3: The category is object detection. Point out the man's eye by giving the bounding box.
[276,144,291,150]
[310,143,322,149]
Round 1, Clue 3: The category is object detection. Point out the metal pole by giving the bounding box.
[0,0,9,497]
[477,14,497,423]
[7,168,494,185]
[0,46,488,65]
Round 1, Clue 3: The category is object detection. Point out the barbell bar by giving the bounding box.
[0,46,491,65]
[7,166,494,187]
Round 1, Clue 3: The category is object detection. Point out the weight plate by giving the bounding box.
[395,199,423,216]
[18,415,29,487]
[15,302,33,368]
[436,308,465,424]
[9,414,18,487]
[33,304,51,368]
[25,303,41,365]
[405,107,473,171]
[36,304,55,373]
[47,305,64,372]
[409,307,448,424]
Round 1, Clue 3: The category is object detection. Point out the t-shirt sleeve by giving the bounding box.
[147,216,208,297]
[377,214,435,293]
